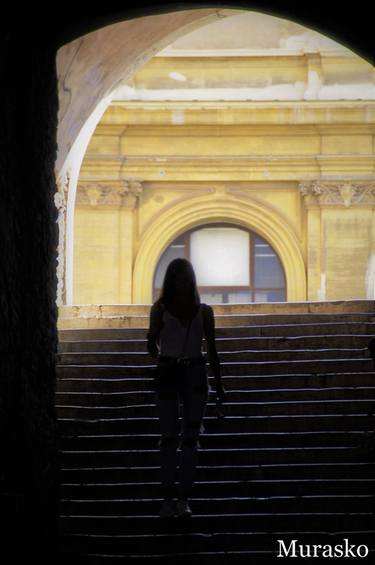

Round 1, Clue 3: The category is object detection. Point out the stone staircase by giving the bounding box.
[57,301,375,562]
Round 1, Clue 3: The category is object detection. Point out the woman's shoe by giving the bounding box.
[159,498,176,518]
[175,499,192,517]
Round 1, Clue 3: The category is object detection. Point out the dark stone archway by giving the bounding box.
[0,1,373,560]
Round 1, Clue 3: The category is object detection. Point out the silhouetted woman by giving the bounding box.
[147,258,225,518]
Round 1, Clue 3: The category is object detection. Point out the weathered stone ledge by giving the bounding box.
[58,300,375,329]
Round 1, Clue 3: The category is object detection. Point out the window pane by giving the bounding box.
[254,290,286,302]
[173,234,185,245]
[254,237,284,288]
[191,228,249,286]
[227,291,252,303]
[154,244,185,288]
[199,292,224,304]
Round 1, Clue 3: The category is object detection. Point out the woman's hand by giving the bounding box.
[213,382,226,419]
[215,382,226,404]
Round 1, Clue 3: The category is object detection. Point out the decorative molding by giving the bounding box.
[76,180,143,209]
[299,180,375,207]
[55,170,70,306]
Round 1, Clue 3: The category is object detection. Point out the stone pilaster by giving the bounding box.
[299,179,375,300]
[74,179,143,304]
[299,181,323,300]
[119,180,143,302]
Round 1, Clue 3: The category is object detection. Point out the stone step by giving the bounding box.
[56,387,375,408]
[57,348,369,366]
[58,301,375,319]
[56,398,375,420]
[59,495,375,517]
[58,334,375,353]
[60,532,375,561]
[58,312,375,330]
[58,413,375,435]
[56,372,375,393]
[58,322,375,341]
[59,512,375,536]
[58,430,373,450]
[56,307,375,563]
[59,445,371,467]
[56,358,374,377]
[60,478,375,499]
[59,462,375,484]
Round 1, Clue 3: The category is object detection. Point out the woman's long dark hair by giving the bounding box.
[158,258,201,319]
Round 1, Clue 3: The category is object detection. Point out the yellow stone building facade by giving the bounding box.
[73,13,375,305]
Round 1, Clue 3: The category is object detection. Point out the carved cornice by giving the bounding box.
[76,180,143,209]
[299,180,375,207]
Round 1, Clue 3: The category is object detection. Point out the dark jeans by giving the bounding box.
[155,363,209,500]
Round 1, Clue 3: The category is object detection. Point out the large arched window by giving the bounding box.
[153,224,286,303]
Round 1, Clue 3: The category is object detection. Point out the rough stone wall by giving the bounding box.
[0,33,59,559]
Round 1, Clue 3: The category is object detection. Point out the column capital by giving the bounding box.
[299,180,375,208]
[76,179,143,209]
[122,179,143,209]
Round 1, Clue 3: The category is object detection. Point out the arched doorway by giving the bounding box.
[153,223,286,303]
